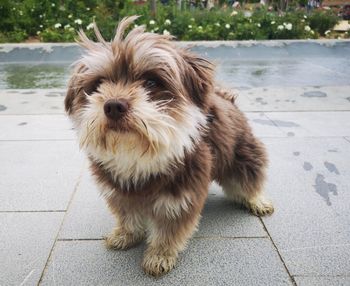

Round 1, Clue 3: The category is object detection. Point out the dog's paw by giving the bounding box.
[246,195,274,216]
[104,228,144,250]
[142,251,177,277]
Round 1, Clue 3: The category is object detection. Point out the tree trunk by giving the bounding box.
[150,0,156,16]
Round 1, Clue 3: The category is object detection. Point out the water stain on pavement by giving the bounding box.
[303,162,313,171]
[0,104,7,111]
[314,174,338,206]
[255,97,268,105]
[293,151,300,156]
[45,93,59,97]
[301,91,327,98]
[18,122,27,126]
[324,161,340,175]
[287,132,295,137]
[346,97,350,102]
[328,149,338,153]
[274,120,300,127]
[21,91,35,94]
[21,101,28,104]
[253,119,299,127]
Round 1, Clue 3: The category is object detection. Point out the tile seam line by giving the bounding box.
[259,217,297,286]
[293,274,350,278]
[37,160,85,286]
[56,236,269,242]
[344,137,350,144]
[0,139,75,142]
[242,110,350,113]
[0,210,66,213]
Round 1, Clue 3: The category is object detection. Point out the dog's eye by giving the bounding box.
[145,79,158,89]
[85,79,103,96]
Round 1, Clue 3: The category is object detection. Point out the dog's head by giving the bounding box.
[65,16,214,185]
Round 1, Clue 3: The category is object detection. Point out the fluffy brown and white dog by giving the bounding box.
[65,16,274,277]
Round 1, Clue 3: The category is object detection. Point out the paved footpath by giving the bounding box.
[0,41,350,286]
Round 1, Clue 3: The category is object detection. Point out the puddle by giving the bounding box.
[313,174,338,206]
[324,161,340,175]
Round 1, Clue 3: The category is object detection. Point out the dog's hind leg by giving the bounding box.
[220,134,274,216]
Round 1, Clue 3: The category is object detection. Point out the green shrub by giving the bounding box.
[308,10,339,35]
[0,0,341,42]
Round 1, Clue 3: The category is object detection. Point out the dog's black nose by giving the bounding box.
[104,99,129,120]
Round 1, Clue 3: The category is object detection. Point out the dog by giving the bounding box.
[65,16,274,277]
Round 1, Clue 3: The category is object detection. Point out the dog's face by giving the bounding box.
[65,16,214,186]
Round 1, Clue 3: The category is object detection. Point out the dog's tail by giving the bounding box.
[214,85,237,104]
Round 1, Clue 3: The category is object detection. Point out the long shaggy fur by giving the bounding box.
[65,17,274,277]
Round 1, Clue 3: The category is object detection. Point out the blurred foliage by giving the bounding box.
[0,0,341,42]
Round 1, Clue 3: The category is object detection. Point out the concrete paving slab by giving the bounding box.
[294,276,350,286]
[59,173,266,240]
[239,85,350,112]
[0,89,65,115]
[262,111,350,137]
[0,212,64,286]
[0,141,84,211]
[41,238,292,286]
[0,115,74,140]
[261,137,350,276]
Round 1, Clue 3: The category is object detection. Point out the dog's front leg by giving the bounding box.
[142,191,206,277]
[104,199,146,250]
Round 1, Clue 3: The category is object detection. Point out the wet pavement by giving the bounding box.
[0,41,350,286]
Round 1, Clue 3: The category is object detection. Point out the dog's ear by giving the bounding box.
[65,64,85,115]
[182,51,214,107]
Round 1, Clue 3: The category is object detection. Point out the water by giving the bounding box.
[0,41,349,89]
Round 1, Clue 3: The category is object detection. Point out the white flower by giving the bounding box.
[69,27,74,32]
[51,3,55,7]
[231,10,238,16]
[150,29,154,33]
[277,25,284,30]
[19,10,23,16]
[304,25,311,32]
[164,19,171,25]
[225,24,231,29]
[154,27,159,31]
[325,30,331,35]
[198,26,203,30]
[39,14,42,18]
[188,25,192,29]
[54,23,62,28]
[163,29,170,36]
[310,30,314,34]
[271,21,275,24]
[68,14,72,19]
[134,24,138,28]
[256,23,261,27]
[86,23,94,30]
[285,23,292,30]
[149,20,156,25]
[36,31,41,35]
[301,19,305,22]
[215,22,220,27]
[86,7,90,11]
[304,15,307,19]
[39,25,43,28]
[190,18,195,22]
[74,19,82,25]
